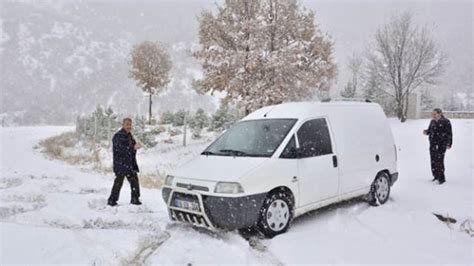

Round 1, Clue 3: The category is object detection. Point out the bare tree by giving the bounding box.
[129,41,172,124]
[341,52,363,98]
[194,0,336,113]
[366,11,447,122]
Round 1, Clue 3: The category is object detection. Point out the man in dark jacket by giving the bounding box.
[423,108,452,184]
[107,118,142,206]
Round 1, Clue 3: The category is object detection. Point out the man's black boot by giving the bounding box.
[131,198,142,205]
[107,200,117,206]
[431,177,438,182]
[438,180,446,185]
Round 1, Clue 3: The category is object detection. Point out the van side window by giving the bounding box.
[280,135,297,159]
[297,118,332,158]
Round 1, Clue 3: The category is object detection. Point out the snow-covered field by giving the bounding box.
[0,120,472,265]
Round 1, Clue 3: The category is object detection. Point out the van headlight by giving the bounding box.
[164,175,174,186]
[214,182,244,194]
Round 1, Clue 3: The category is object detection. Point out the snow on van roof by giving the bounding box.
[242,101,381,120]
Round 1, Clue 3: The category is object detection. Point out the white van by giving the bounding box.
[162,101,398,237]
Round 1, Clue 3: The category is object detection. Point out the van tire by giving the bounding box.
[371,172,391,205]
[257,191,294,238]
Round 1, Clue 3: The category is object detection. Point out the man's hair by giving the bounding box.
[122,117,132,124]
[432,108,443,114]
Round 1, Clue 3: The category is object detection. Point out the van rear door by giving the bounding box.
[296,118,339,207]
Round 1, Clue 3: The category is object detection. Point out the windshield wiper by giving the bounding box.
[201,151,217,155]
[219,149,249,156]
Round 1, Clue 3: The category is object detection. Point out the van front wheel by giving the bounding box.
[257,191,294,238]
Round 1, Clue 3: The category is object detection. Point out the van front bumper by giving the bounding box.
[162,187,266,230]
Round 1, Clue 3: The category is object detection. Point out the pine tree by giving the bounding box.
[210,104,239,131]
[172,110,188,127]
[160,111,174,124]
[340,81,356,98]
[190,108,209,138]
[190,108,209,129]
[132,115,157,148]
[194,0,336,113]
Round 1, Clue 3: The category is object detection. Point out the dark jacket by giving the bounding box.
[112,129,139,176]
[427,117,453,148]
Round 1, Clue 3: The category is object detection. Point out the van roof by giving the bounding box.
[242,101,381,120]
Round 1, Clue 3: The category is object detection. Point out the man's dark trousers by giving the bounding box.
[430,144,446,182]
[108,172,140,203]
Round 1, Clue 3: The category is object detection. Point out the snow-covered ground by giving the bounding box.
[0,120,472,265]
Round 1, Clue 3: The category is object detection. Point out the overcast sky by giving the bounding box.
[303,0,473,94]
[128,0,473,96]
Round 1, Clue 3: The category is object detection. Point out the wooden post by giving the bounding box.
[107,118,112,149]
[93,115,97,143]
[183,112,187,147]
[149,94,153,125]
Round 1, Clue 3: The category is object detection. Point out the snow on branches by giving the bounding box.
[129,41,172,123]
[193,0,336,113]
[365,11,447,122]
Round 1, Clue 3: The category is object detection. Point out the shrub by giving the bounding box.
[168,127,182,136]
[39,132,78,159]
[150,126,166,135]
[160,111,174,124]
[172,109,187,126]
[76,105,120,143]
[132,115,157,148]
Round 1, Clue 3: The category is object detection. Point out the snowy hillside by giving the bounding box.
[0,119,472,264]
[0,1,216,125]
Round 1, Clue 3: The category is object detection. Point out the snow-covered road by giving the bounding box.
[1,120,473,264]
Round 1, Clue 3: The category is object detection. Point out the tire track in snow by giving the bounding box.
[247,237,284,266]
[123,231,171,266]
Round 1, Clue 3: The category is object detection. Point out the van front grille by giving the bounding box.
[170,209,212,228]
[176,183,210,192]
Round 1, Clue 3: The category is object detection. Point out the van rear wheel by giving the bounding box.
[371,172,391,205]
[257,191,294,238]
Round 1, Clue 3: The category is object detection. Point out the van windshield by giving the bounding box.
[202,119,297,157]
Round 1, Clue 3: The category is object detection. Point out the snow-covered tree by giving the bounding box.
[366,11,446,122]
[210,104,239,131]
[160,111,175,124]
[129,41,172,124]
[420,89,437,111]
[341,81,356,99]
[194,0,336,113]
[361,71,397,116]
[76,105,120,143]
[172,110,188,127]
[442,93,463,111]
[341,53,363,98]
[190,108,209,129]
[190,108,210,138]
[132,115,157,148]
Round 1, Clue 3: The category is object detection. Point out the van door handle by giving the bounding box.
[332,155,338,168]
[292,176,298,183]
